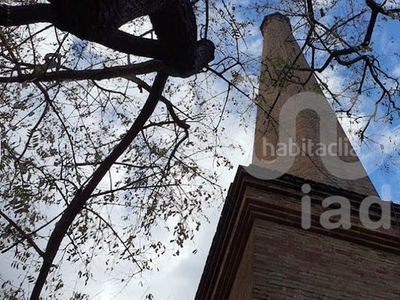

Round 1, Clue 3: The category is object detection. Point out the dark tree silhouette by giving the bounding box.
[0,1,215,299]
[0,0,215,76]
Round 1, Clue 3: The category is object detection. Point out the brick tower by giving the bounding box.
[195,13,400,300]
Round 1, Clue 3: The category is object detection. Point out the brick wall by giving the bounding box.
[228,229,253,300]
[253,218,400,299]
[196,168,400,300]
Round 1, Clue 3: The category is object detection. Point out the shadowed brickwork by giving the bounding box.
[196,168,400,300]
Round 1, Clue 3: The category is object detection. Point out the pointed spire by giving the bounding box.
[252,13,377,196]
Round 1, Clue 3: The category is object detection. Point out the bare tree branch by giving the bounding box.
[0,60,163,83]
[0,210,45,257]
[30,71,168,300]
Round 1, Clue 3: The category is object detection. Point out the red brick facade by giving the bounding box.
[253,218,400,299]
[195,168,400,300]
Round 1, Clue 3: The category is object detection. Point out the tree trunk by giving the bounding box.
[0,4,53,26]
